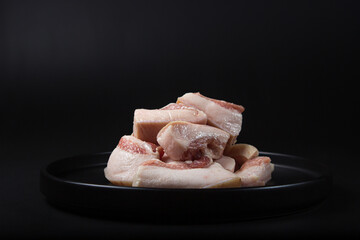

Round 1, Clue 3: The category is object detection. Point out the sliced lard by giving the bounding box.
[235,156,274,187]
[177,92,244,144]
[157,121,230,161]
[104,135,162,186]
[133,103,207,144]
[133,160,241,188]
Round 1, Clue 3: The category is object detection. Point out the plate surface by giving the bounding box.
[40,152,331,222]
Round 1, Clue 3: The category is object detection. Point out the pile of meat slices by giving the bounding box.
[104,92,274,188]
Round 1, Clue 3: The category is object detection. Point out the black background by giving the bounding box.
[1,0,359,239]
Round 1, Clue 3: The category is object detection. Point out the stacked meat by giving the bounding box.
[104,92,274,188]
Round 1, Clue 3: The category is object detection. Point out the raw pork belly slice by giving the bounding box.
[133,103,207,144]
[177,92,244,144]
[133,160,241,188]
[235,156,274,187]
[104,135,162,186]
[215,155,236,172]
[157,121,230,161]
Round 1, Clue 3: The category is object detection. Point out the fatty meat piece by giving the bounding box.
[177,92,244,144]
[104,135,163,186]
[235,156,274,187]
[133,160,241,188]
[157,121,230,161]
[133,103,207,144]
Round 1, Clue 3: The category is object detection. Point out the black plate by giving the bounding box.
[40,152,331,223]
